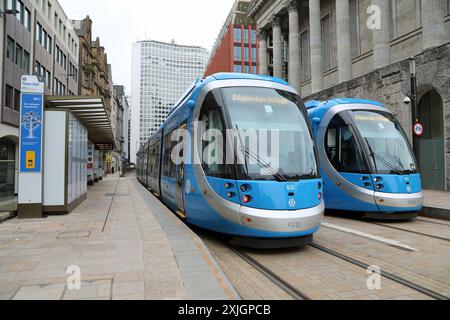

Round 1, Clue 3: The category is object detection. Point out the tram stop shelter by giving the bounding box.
[18,95,115,219]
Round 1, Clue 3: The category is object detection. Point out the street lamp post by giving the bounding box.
[409,57,418,124]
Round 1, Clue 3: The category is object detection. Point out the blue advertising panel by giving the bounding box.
[19,93,44,173]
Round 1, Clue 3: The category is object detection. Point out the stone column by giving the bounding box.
[421,0,445,50]
[272,16,283,79]
[372,0,391,69]
[309,0,323,93]
[258,30,268,75]
[336,0,352,82]
[288,1,301,91]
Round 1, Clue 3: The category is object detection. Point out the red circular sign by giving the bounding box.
[414,122,424,137]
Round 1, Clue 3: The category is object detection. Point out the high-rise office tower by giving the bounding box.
[130,40,208,163]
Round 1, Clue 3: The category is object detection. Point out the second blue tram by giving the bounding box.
[136,73,325,248]
[305,99,423,219]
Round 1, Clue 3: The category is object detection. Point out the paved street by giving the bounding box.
[0,174,236,300]
[202,213,450,300]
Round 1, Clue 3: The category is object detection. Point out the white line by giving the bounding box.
[321,222,418,252]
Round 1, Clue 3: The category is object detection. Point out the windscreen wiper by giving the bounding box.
[242,147,287,182]
[235,125,286,182]
[365,138,403,175]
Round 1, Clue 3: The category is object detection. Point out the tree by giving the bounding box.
[22,112,41,139]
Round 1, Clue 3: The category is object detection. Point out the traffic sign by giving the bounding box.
[414,122,424,137]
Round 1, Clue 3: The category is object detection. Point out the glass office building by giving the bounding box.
[130,40,208,163]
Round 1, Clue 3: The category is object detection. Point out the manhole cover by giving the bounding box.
[57,231,91,239]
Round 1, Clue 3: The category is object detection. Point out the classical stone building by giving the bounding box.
[70,16,109,100]
[249,0,450,191]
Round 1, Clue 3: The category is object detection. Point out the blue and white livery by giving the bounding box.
[306,98,423,219]
[137,73,324,248]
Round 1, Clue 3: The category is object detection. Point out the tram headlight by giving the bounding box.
[240,184,250,192]
[242,195,251,204]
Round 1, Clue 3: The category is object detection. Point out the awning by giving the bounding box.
[44,96,115,146]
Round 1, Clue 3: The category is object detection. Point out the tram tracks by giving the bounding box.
[234,242,448,300]
[370,222,450,243]
[203,231,448,300]
[309,242,449,301]
[230,247,311,300]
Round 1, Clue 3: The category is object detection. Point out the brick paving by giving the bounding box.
[317,215,450,297]
[203,236,292,300]
[0,175,237,300]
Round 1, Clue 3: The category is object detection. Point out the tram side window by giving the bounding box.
[199,93,231,179]
[325,114,368,173]
[148,146,155,177]
[163,130,178,178]
[154,142,161,178]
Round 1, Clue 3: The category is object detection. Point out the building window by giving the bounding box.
[23,51,30,71]
[7,37,14,61]
[251,29,256,44]
[47,2,52,20]
[234,46,242,61]
[234,27,242,43]
[252,47,257,62]
[15,0,24,24]
[300,30,310,81]
[5,85,14,109]
[447,0,450,14]
[244,29,249,43]
[389,0,397,40]
[6,0,13,10]
[14,89,21,111]
[244,47,249,62]
[321,14,332,72]
[350,0,360,58]
[37,23,42,43]
[234,64,242,73]
[15,44,23,67]
[47,35,52,54]
[24,8,31,31]
[35,62,41,76]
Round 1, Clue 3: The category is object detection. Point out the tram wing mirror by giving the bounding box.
[312,117,321,125]
[187,100,196,110]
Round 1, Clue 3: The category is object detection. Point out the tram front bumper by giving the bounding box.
[238,201,325,235]
[374,192,424,211]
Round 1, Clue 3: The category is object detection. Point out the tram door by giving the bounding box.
[176,122,188,215]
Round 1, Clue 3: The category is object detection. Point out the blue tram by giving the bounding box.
[136,73,324,248]
[305,99,423,219]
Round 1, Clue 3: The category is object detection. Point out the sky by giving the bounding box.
[59,0,236,95]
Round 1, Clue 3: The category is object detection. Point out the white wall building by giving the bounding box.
[130,40,208,164]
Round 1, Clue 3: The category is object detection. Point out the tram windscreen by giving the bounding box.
[351,111,418,175]
[221,87,318,181]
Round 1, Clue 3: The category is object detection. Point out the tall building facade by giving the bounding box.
[130,40,208,163]
[114,85,130,164]
[249,0,450,191]
[1,0,79,215]
[204,0,259,76]
[70,17,110,100]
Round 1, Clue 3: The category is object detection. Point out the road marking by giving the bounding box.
[321,222,418,252]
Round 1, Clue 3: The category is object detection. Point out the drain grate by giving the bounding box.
[57,231,91,239]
